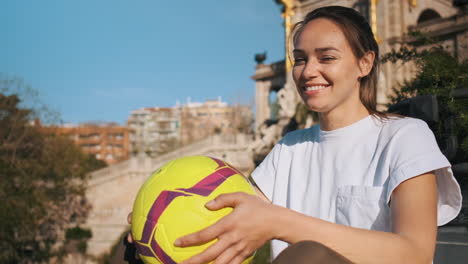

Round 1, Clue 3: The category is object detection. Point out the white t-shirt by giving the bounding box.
[251,115,462,258]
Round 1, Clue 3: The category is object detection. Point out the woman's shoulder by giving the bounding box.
[378,115,430,134]
[376,115,439,149]
[280,125,320,145]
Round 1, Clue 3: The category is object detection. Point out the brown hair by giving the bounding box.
[292,6,383,116]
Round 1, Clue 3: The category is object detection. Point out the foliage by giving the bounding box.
[0,78,106,263]
[381,33,468,164]
[0,75,60,124]
[252,242,271,264]
[63,226,92,255]
[65,226,92,241]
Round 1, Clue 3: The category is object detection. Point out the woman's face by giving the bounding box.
[292,18,366,115]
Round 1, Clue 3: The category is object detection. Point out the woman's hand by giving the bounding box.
[127,212,134,242]
[125,212,144,264]
[175,192,277,264]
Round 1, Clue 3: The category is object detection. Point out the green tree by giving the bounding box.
[0,85,105,263]
[382,33,468,164]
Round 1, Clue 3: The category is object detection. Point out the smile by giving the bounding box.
[302,85,329,95]
[304,85,328,91]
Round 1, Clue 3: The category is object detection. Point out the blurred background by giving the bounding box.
[1,0,467,263]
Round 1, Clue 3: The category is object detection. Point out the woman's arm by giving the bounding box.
[176,172,437,264]
[274,172,437,264]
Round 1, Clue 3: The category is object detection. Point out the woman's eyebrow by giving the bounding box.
[292,49,304,54]
[292,47,340,54]
[315,47,340,52]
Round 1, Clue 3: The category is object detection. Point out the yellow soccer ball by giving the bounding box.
[131,156,256,264]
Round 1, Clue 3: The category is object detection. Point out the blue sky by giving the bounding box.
[1,0,284,124]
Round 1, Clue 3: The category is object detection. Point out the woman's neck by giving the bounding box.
[319,104,370,131]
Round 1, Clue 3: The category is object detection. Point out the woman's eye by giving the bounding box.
[320,56,336,62]
[293,58,306,65]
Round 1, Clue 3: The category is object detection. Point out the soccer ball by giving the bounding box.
[131,155,256,264]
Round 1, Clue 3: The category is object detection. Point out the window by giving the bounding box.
[417,9,441,24]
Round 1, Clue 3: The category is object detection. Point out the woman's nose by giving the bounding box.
[303,60,319,79]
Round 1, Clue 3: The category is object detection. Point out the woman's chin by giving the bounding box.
[303,102,329,113]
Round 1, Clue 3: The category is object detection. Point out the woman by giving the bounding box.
[166,6,462,264]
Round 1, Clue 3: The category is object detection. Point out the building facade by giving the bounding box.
[128,99,253,156]
[44,123,130,165]
[127,107,181,157]
[180,98,253,145]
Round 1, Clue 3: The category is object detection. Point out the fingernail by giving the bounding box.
[174,239,181,247]
[205,200,215,207]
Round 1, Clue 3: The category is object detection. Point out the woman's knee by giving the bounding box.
[272,241,353,264]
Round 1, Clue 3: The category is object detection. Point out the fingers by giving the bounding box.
[205,192,248,210]
[127,232,134,243]
[175,219,227,247]
[214,243,252,264]
[213,245,241,264]
[230,254,248,264]
[177,193,262,264]
[127,212,132,224]
[123,229,141,263]
[180,238,232,264]
[127,212,134,243]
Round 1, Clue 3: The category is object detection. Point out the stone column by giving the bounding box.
[255,79,272,130]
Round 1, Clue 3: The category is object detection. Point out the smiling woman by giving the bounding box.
[292,18,371,124]
[123,6,462,264]
[291,6,380,130]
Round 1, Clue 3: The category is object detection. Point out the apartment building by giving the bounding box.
[180,98,253,145]
[127,107,181,156]
[127,98,253,156]
[44,123,130,165]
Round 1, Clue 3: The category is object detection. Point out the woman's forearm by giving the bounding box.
[270,205,432,264]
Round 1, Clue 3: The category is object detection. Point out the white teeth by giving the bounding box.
[305,85,327,91]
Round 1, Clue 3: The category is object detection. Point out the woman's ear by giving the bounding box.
[358,51,375,78]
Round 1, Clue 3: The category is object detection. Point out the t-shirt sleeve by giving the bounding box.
[250,142,282,201]
[385,118,462,226]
